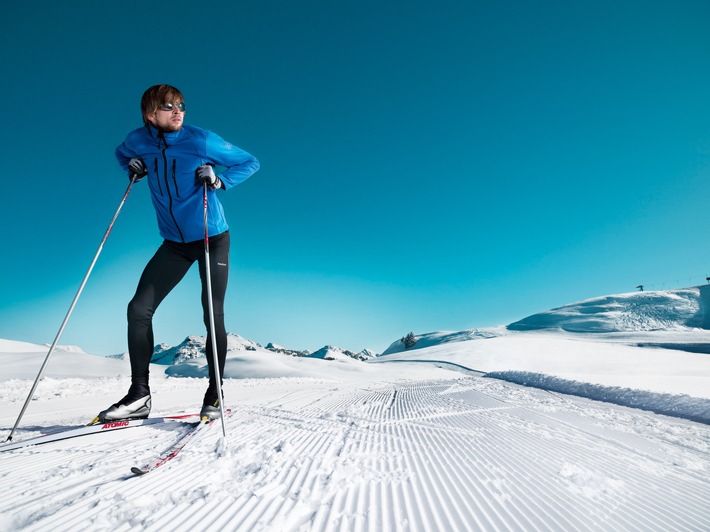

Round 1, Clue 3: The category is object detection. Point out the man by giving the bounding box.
[96,84,259,422]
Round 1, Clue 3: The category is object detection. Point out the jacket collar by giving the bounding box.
[147,123,185,143]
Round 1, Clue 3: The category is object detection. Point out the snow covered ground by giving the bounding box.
[1,287,710,530]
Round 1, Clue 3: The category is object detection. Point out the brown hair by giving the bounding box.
[141,84,185,126]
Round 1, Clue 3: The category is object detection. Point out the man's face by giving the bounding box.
[147,100,185,132]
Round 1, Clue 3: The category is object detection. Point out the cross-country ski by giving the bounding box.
[131,410,231,476]
[0,414,197,452]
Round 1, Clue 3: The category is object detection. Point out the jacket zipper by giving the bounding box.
[161,147,185,243]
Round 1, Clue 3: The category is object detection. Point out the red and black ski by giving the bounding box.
[0,414,197,452]
[131,409,231,476]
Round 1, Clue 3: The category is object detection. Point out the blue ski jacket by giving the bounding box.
[115,124,259,243]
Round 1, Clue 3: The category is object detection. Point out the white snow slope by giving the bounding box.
[1,286,710,531]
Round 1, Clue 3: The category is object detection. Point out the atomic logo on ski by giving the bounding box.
[102,421,130,429]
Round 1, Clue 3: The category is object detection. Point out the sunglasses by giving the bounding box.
[159,102,186,112]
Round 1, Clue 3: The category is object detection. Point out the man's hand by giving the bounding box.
[196,164,222,190]
[128,157,148,182]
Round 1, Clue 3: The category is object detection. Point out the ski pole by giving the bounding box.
[203,183,228,439]
[6,177,137,443]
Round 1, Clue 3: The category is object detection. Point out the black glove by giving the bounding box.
[196,164,222,190]
[128,157,148,182]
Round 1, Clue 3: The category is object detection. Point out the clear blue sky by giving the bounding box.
[1,1,709,355]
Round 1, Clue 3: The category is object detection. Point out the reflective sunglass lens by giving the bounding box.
[160,102,186,112]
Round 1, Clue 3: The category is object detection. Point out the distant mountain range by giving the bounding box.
[148,333,376,365]
[135,285,710,362]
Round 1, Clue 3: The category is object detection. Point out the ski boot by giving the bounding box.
[91,384,151,425]
[200,386,223,420]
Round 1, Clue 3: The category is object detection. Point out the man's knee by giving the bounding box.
[203,311,225,327]
[127,298,154,323]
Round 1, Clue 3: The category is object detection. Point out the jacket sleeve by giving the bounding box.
[203,130,260,190]
[115,138,137,173]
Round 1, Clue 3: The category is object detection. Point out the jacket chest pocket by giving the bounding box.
[171,159,179,198]
[153,154,181,199]
[152,158,163,195]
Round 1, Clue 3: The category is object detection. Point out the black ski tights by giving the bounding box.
[126,232,230,392]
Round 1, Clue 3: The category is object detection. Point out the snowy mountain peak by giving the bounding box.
[226,333,261,351]
[152,333,264,365]
[508,285,710,333]
[149,334,368,365]
[262,342,374,360]
[306,345,374,361]
[151,336,206,365]
[264,343,310,357]
[359,348,377,359]
[307,345,351,361]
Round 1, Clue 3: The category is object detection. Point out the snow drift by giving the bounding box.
[507,285,710,332]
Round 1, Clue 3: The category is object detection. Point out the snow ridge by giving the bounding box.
[508,285,710,333]
[382,329,498,356]
[486,371,710,424]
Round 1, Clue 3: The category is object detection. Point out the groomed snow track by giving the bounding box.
[2,376,710,531]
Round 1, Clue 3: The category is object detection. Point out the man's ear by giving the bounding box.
[146,112,157,126]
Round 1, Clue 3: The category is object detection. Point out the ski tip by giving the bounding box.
[131,466,147,476]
